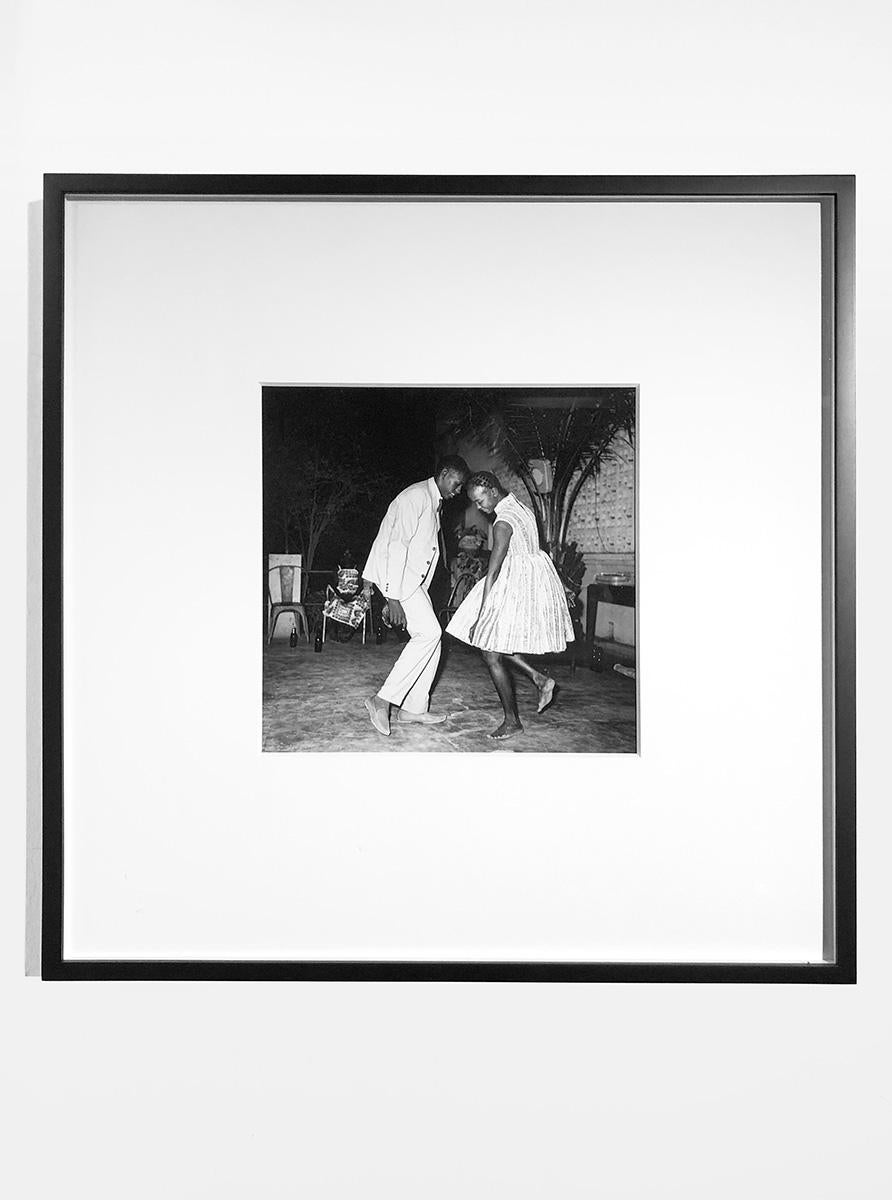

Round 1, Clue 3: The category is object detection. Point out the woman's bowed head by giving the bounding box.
[465,470,505,516]
[446,471,574,740]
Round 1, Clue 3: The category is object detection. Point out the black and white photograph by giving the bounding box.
[263,386,636,752]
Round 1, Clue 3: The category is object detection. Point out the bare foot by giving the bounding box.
[488,719,524,740]
[536,677,556,714]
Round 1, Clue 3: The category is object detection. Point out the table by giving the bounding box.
[586,581,636,666]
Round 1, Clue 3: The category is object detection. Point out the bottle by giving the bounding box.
[314,626,323,653]
[289,624,297,648]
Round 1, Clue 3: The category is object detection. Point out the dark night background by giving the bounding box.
[262,387,461,605]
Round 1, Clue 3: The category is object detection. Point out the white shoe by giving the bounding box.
[364,697,391,736]
[396,710,448,725]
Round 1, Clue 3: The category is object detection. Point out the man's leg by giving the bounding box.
[378,588,442,715]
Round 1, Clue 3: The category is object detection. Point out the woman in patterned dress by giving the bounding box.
[446,472,574,740]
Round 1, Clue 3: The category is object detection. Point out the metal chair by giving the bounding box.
[267,561,309,644]
[438,569,479,627]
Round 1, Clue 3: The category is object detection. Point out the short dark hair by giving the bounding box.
[435,454,470,479]
[466,470,502,493]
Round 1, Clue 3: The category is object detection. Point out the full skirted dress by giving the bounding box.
[446,493,574,654]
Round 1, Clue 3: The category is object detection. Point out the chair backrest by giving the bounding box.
[268,554,303,604]
[336,565,360,594]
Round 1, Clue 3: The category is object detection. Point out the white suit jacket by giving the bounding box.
[363,477,441,602]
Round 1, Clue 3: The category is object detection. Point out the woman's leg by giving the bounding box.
[506,654,547,685]
[481,650,523,738]
[506,654,556,714]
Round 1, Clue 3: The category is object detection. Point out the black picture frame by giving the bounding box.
[42,174,855,983]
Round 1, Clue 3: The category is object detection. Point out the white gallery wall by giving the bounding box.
[3,2,890,1197]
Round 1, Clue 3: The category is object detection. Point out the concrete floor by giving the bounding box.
[263,634,637,753]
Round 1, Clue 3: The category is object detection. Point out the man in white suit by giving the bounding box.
[363,455,470,736]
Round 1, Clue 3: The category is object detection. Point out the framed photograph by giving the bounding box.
[42,174,854,982]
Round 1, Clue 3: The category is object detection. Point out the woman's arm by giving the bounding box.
[469,520,511,642]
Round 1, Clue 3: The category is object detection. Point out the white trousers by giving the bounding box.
[377,587,442,713]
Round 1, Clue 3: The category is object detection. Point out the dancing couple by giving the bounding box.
[362,460,574,740]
